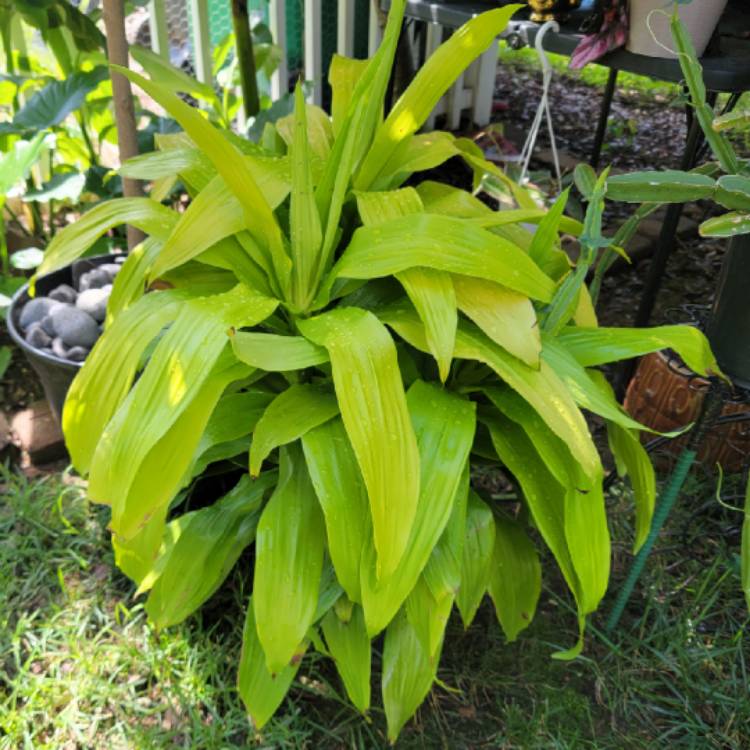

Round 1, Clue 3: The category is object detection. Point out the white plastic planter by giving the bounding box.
[627,0,728,58]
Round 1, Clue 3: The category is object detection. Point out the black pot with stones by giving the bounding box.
[7,254,125,423]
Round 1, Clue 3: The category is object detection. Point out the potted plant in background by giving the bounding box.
[602,9,750,469]
[627,0,728,58]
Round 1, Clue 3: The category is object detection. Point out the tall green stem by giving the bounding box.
[231,0,260,118]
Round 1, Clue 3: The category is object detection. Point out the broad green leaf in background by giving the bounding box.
[488,516,541,642]
[356,4,522,189]
[22,171,85,203]
[249,383,339,476]
[10,247,43,270]
[238,598,306,728]
[298,308,420,580]
[253,443,325,673]
[382,609,438,743]
[453,274,541,367]
[321,602,371,713]
[231,332,329,371]
[12,67,108,131]
[0,132,49,195]
[556,325,721,378]
[605,170,716,203]
[455,491,495,628]
[302,417,370,603]
[38,197,177,275]
[146,473,276,628]
[416,180,491,218]
[335,214,555,302]
[359,381,475,636]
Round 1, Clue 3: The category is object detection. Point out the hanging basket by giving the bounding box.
[626,0,727,58]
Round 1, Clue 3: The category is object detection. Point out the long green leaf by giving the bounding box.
[453,274,541,367]
[321,603,371,713]
[382,609,438,743]
[231,332,329,371]
[455,491,495,628]
[298,307,420,580]
[249,384,339,476]
[380,304,600,477]
[700,211,750,238]
[38,198,177,275]
[328,54,369,137]
[289,84,323,309]
[114,66,290,294]
[88,285,277,536]
[671,12,738,174]
[605,170,716,203]
[335,214,555,302]
[63,289,196,474]
[253,443,325,673]
[238,597,306,729]
[356,4,522,189]
[359,381,475,636]
[488,516,541,642]
[398,268,457,382]
[146,473,276,628]
[302,417,370,603]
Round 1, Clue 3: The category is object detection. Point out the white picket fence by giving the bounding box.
[146,0,496,126]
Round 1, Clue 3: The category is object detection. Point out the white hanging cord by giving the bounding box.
[519,20,562,188]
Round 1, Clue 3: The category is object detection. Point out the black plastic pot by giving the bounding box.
[707,234,750,390]
[6,254,123,424]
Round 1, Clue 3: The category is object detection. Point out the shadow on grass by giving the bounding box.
[0,464,748,749]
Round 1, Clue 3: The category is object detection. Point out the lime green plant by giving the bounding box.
[37,2,721,739]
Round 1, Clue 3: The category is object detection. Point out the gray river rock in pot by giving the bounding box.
[18,258,122,363]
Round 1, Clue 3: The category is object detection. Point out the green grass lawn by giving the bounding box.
[1,465,748,749]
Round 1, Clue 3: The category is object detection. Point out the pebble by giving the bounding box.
[79,268,111,291]
[40,315,57,337]
[51,337,68,359]
[19,298,58,329]
[76,286,111,322]
[51,307,99,348]
[25,323,52,349]
[98,263,122,281]
[48,284,77,304]
[65,346,89,362]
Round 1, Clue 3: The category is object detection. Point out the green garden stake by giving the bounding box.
[605,381,725,634]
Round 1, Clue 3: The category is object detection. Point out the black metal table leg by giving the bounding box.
[590,68,618,169]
